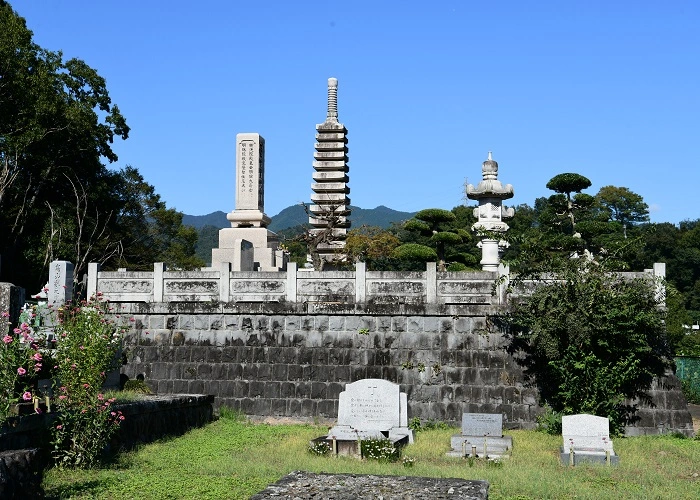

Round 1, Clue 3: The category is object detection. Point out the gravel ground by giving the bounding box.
[250,471,489,499]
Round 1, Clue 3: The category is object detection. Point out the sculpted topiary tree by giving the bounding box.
[545,173,593,234]
[394,208,465,271]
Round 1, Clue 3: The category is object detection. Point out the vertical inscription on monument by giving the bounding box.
[235,133,265,212]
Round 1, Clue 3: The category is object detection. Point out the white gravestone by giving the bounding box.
[338,379,400,431]
[48,261,73,305]
[560,414,618,465]
[323,379,413,455]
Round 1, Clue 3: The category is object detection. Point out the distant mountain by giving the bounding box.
[184,205,416,232]
[182,211,228,230]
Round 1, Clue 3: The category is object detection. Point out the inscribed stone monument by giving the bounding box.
[210,133,286,271]
[316,379,412,456]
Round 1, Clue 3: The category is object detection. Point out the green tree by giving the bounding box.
[502,257,671,435]
[595,186,650,239]
[545,173,593,233]
[395,208,466,271]
[0,3,128,287]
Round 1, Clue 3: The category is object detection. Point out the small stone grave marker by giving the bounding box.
[448,413,512,459]
[461,413,503,437]
[560,414,618,465]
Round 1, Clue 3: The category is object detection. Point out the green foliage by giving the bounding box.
[545,173,592,195]
[446,262,468,271]
[502,258,671,435]
[122,379,152,394]
[415,208,456,224]
[680,379,700,405]
[360,438,401,462]
[400,208,468,271]
[408,416,451,432]
[536,406,563,435]
[51,296,126,468]
[0,6,201,290]
[392,243,437,262]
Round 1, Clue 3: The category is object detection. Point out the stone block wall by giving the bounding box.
[119,300,694,436]
[119,303,543,430]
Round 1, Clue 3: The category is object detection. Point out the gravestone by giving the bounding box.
[317,379,413,456]
[560,414,619,465]
[32,261,73,305]
[447,413,513,459]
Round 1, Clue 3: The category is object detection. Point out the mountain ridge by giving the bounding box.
[183,205,416,232]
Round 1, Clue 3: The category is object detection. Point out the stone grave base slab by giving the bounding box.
[448,435,513,459]
[251,471,489,499]
[560,448,620,466]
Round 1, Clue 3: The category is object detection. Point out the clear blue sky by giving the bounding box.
[11,1,700,224]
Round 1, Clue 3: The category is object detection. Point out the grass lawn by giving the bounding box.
[43,414,700,499]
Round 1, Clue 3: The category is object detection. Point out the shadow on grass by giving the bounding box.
[44,479,112,500]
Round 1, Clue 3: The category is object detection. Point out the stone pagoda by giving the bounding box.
[309,77,351,268]
[211,133,286,271]
[466,152,514,271]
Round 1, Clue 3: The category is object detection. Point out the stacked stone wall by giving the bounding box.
[119,302,694,436]
[119,304,545,430]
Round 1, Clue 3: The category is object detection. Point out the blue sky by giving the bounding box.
[11,1,700,224]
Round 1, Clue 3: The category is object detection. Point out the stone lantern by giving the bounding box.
[466,152,514,271]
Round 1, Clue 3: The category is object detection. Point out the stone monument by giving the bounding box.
[312,379,413,457]
[466,152,514,271]
[309,77,351,268]
[447,413,513,459]
[211,133,286,271]
[560,414,619,465]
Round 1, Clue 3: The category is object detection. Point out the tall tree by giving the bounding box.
[595,185,650,239]
[0,2,128,287]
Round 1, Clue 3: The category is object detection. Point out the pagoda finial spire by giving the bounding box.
[327,77,338,121]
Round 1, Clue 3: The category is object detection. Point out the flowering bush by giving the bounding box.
[307,440,331,455]
[0,312,45,424]
[359,438,401,463]
[51,296,125,468]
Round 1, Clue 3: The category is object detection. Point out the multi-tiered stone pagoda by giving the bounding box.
[466,152,514,271]
[309,78,351,268]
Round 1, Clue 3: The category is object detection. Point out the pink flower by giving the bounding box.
[13,328,20,334]
[2,335,12,344]
[32,352,42,361]
[83,383,90,388]
[1,312,9,318]
[58,395,67,400]
[22,391,32,401]
[34,363,42,372]
[17,367,26,376]
[71,364,76,370]
[56,424,63,430]
[97,394,104,401]
[119,415,125,421]
[110,411,116,416]
[79,345,85,350]
[60,386,66,392]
